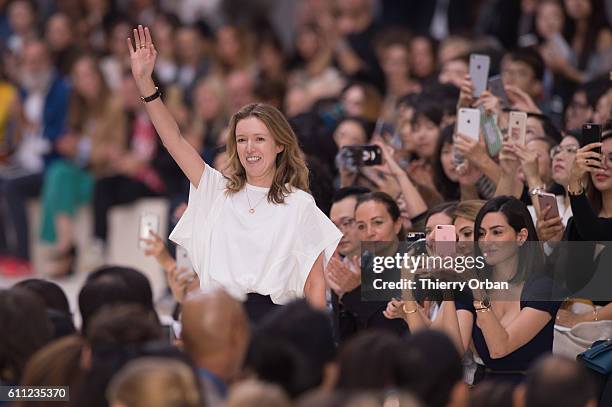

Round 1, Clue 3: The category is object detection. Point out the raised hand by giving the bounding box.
[127,25,157,91]
[569,142,605,184]
[458,75,475,108]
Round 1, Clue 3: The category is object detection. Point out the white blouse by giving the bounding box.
[170,164,342,304]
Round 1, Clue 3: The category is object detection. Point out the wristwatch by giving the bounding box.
[474,296,492,312]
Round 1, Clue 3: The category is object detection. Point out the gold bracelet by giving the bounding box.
[403,304,418,315]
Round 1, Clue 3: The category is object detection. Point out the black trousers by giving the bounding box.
[93,175,158,242]
[244,293,282,325]
[0,172,43,260]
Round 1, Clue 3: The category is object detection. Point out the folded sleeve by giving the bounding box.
[292,198,343,293]
[169,164,226,272]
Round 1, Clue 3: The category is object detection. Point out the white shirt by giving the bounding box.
[170,164,342,304]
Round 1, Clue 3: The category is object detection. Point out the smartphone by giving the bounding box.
[583,123,602,154]
[435,225,456,257]
[138,213,159,250]
[488,75,510,108]
[469,54,491,98]
[457,108,481,140]
[537,191,560,221]
[176,245,194,273]
[508,111,527,145]
[341,145,383,166]
[406,232,426,243]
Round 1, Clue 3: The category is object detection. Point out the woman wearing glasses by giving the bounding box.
[534,134,581,244]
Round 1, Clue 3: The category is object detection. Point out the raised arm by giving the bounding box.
[128,25,204,187]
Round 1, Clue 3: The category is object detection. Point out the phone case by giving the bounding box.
[469,54,491,97]
[343,145,383,166]
[583,124,602,154]
[435,225,456,257]
[138,213,159,249]
[457,108,480,140]
[487,75,510,107]
[508,111,527,145]
[176,245,194,272]
[537,192,560,220]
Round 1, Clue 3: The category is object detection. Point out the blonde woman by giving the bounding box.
[107,357,202,407]
[127,26,341,321]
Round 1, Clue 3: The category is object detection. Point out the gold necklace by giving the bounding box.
[245,188,267,214]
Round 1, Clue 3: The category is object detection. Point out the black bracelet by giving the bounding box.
[141,86,161,103]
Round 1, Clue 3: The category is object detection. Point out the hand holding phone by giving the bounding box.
[583,123,602,155]
[434,225,456,257]
[508,111,527,145]
[138,213,160,250]
[176,245,194,274]
[537,191,560,221]
[457,108,480,140]
[469,54,491,98]
[341,145,383,166]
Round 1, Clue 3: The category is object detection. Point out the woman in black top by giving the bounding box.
[386,196,560,384]
[556,128,612,326]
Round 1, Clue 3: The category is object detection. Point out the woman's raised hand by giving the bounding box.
[569,142,604,183]
[127,25,157,90]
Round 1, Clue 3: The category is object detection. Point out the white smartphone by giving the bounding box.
[508,111,527,145]
[469,54,491,98]
[457,108,481,140]
[175,245,194,273]
[138,213,159,250]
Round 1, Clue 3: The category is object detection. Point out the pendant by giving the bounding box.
[249,208,255,214]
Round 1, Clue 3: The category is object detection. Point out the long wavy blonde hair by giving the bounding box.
[225,103,310,204]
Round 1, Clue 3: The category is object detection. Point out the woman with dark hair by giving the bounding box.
[0,288,53,386]
[128,26,341,321]
[433,125,497,203]
[387,196,559,384]
[336,191,409,340]
[554,126,612,327]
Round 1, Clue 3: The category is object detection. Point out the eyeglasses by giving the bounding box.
[550,145,579,158]
[335,218,356,231]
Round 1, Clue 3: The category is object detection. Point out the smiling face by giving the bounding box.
[235,117,284,186]
[355,200,401,242]
[591,137,612,192]
[478,212,526,266]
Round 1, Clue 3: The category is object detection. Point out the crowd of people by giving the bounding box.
[1,0,612,406]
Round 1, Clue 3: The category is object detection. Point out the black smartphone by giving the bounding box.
[583,123,602,154]
[406,232,426,243]
[341,145,383,166]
